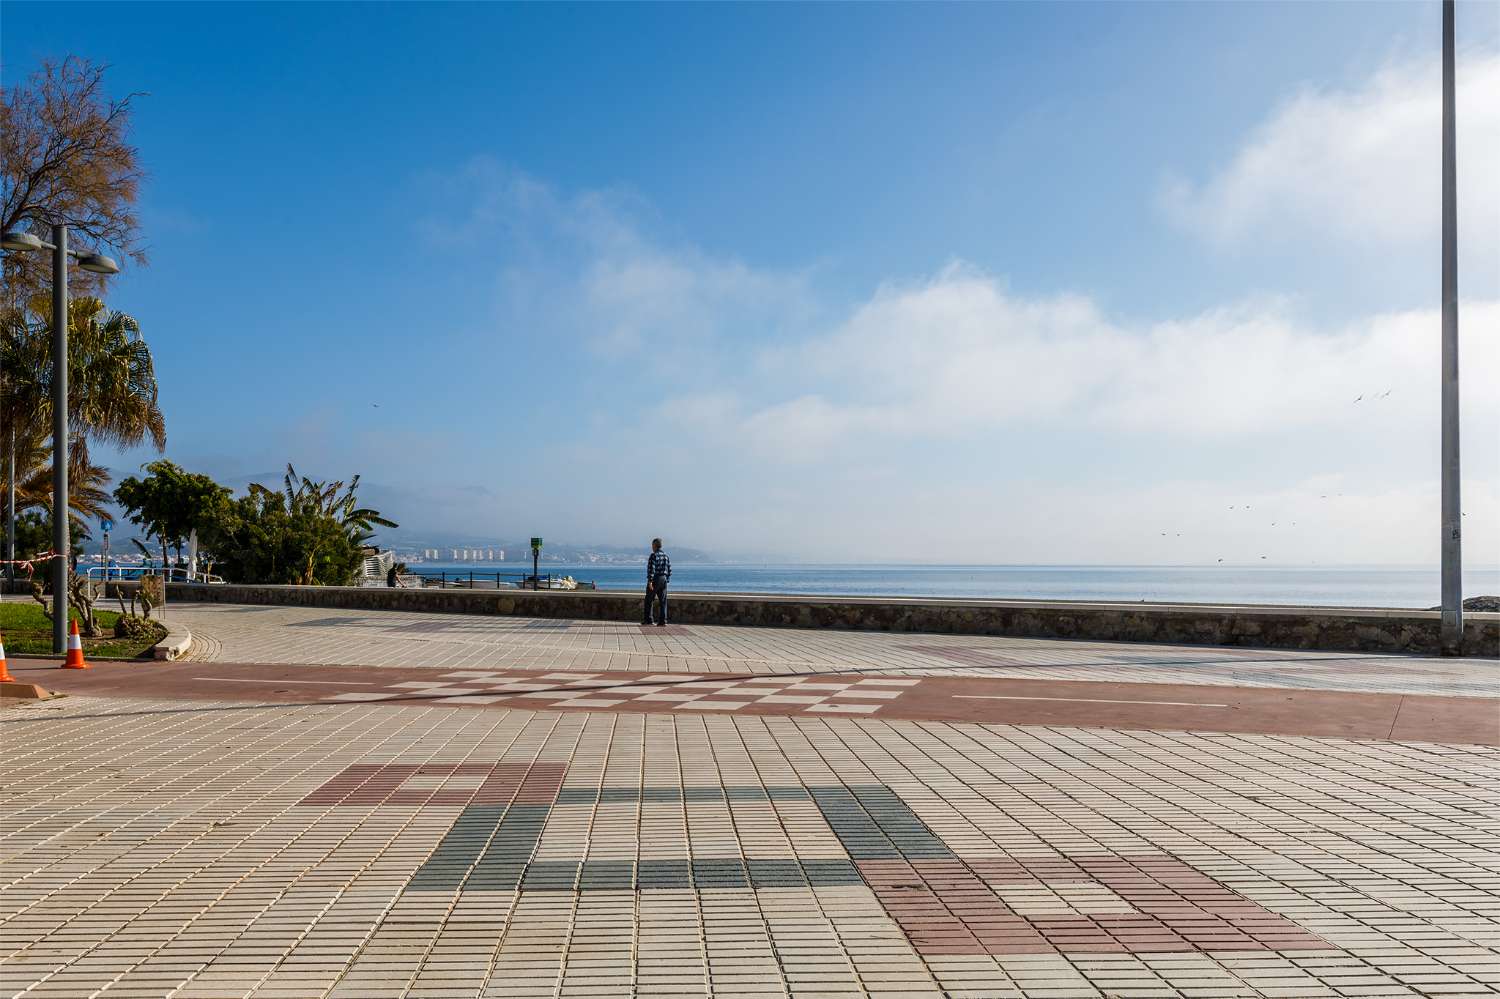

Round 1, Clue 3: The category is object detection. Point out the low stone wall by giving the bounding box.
[163,582,1500,657]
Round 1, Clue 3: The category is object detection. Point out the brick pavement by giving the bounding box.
[166,603,1500,698]
[1,601,1498,998]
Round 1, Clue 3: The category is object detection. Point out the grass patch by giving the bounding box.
[1,600,165,659]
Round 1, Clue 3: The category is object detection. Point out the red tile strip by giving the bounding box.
[868,854,1326,956]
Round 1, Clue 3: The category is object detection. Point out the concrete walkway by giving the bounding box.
[1,602,1497,998]
[169,603,1500,696]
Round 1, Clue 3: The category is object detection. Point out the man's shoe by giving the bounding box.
[656,622,667,627]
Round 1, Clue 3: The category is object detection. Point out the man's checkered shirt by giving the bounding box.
[646,550,671,583]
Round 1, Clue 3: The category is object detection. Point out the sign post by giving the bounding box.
[530,537,543,591]
[101,519,113,579]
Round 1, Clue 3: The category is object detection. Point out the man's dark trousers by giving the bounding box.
[643,577,668,625]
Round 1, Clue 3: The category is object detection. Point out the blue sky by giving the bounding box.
[5,1,1499,564]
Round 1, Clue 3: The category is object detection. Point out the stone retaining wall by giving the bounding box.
[162,582,1500,657]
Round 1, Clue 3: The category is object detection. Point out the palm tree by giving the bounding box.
[244,465,399,585]
[273,464,399,544]
[10,445,114,524]
[1,297,164,551]
[0,440,113,567]
[1,297,164,457]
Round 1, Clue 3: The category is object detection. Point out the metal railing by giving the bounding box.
[84,566,225,584]
[404,570,594,591]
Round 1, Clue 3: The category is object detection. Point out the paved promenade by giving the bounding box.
[2,602,1497,998]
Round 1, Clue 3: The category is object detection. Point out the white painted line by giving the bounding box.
[194,677,380,686]
[954,694,1232,708]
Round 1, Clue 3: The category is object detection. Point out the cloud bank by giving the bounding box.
[389,51,1500,564]
[1161,50,1500,263]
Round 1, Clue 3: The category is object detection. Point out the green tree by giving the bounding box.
[1,297,165,564]
[1,297,164,464]
[113,461,230,567]
[276,464,397,547]
[198,464,397,586]
[2,435,113,526]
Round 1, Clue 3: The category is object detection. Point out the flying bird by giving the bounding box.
[1354,395,1362,403]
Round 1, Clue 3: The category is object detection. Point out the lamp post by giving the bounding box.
[6,428,13,588]
[1,225,119,653]
[1439,0,1463,654]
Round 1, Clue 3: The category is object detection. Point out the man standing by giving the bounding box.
[643,538,671,626]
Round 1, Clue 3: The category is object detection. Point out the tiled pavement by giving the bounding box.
[1,601,1498,998]
[167,603,1500,698]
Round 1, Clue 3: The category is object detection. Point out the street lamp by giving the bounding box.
[1,224,119,653]
[1439,0,1463,654]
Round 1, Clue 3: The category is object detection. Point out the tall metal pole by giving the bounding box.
[51,224,69,654]
[6,427,14,588]
[1440,0,1463,654]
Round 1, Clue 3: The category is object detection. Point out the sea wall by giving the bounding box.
[161,582,1500,657]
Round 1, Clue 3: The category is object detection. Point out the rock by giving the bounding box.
[1426,595,1500,612]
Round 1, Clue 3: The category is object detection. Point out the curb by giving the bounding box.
[153,619,193,661]
[1,680,53,700]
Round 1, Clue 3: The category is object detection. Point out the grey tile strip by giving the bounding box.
[807,786,955,860]
[463,805,553,890]
[410,858,866,892]
[846,785,955,859]
[405,806,506,891]
[403,783,950,892]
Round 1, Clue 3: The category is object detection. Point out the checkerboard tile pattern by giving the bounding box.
[324,670,921,715]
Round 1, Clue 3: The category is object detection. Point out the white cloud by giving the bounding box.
[721,263,1500,457]
[1162,50,1500,253]
[427,158,817,360]
[412,160,1499,564]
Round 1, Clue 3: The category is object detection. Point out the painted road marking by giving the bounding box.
[955,694,1232,708]
[195,677,381,685]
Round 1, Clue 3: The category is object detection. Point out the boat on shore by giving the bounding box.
[522,575,579,590]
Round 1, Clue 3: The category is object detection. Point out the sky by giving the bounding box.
[4,1,1499,565]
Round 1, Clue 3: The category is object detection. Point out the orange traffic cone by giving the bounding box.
[62,619,89,670]
[0,632,13,682]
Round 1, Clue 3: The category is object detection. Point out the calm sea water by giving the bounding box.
[408,563,1500,609]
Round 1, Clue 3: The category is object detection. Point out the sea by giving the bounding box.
[406,563,1500,609]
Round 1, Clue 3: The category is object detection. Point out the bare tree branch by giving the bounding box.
[1,57,148,305]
